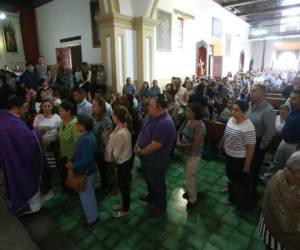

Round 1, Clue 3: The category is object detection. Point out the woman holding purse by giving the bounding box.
[66,114,98,226]
[104,105,132,218]
[220,99,256,205]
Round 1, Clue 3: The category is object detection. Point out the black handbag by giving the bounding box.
[228,172,257,212]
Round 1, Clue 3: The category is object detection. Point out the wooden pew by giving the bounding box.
[272,89,283,94]
[265,97,286,110]
[266,93,283,98]
[203,121,225,144]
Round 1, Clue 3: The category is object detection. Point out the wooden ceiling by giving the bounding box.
[0,0,53,8]
[214,0,300,26]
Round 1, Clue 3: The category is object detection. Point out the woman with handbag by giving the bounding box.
[66,114,98,226]
[176,103,206,209]
[220,99,256,205]
[58,101,80,191]
[33,98,62,168]
[104,105,132,218]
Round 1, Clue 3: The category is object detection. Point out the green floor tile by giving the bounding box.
[162,235,180,249]
[238,220,256,236]
[247,238,265,250]
[77,234,99,250]
[203,242,221,250]
[43,155,265,250]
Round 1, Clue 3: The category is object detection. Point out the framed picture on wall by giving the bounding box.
[157,9,172,51]
[212,17,222,38]
[90,0,101,47]
[3,21,18,53]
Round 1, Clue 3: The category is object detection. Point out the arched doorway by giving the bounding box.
[196,41,208,76]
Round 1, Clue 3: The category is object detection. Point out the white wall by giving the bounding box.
[35,0,101,65]
[120,0,151,17]
[250,41,265,70]
[125,29,137,80]
[154,0,251,82]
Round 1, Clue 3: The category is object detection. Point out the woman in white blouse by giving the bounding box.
[104,105,132,217]
[33,99,62,168]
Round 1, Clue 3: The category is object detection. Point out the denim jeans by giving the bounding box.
[142,158,169,212]
[79,174,98,223]
[263,140,297,180]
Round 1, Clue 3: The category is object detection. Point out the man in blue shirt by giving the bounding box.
[262,89,300,181]
[73,88,92,116]
[122,77,136,95]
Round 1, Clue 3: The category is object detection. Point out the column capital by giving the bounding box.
[96,12,133,30]
[133,16,158,31]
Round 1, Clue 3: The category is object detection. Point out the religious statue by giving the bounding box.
[4,23,17,53]
[197,57,205,76]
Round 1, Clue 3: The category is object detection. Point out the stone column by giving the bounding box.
[133,17,157,90]
[97,0,158,93]
[97,13,133,93]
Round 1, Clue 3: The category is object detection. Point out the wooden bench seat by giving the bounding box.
[265,97,286,110]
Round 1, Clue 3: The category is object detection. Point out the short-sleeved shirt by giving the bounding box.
[93,114,113,152]
[77,99,92,116]
[179,120,206,156]
[33,114,62,141]
[224,117,256,158]
[123,83,136,95]
[138,112,176,161]
[58,117,81,158]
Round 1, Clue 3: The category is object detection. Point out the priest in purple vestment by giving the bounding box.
[0,95,52,215]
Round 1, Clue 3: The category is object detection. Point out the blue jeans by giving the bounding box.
[142,158,169,211]
[79,174,98,223]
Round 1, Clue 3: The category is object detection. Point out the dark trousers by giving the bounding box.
[225,155,245,184]
[117,160,131,211]
[142,158,169,212]
[250,137,268,192]
[58,157,68,189]
[96,154,109,189]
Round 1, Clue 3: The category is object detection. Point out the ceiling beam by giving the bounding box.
[247,13,300,24]
[238,3,300,17]
[222,0,269,8]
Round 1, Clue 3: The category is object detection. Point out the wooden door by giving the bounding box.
[213,56,223,79]
[70,45,82,69]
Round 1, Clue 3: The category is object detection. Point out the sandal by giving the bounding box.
[220,187,229,193]
[113,209,129,218]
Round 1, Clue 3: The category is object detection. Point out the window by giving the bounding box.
[177,17,183,48]
[212,17,222,37]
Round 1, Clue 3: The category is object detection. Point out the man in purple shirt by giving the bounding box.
[135,94,176,217]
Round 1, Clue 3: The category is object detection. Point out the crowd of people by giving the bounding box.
[1,59,300,249]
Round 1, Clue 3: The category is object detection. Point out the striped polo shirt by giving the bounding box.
[224,117,256,158]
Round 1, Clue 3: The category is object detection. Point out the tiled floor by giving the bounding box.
[43,152,265,250]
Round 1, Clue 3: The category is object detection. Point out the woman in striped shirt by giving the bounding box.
[220,99,256,202]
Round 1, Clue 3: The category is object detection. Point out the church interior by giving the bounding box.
[1,0,300,249]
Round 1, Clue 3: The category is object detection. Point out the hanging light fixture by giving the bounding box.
[0,13,6,20]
